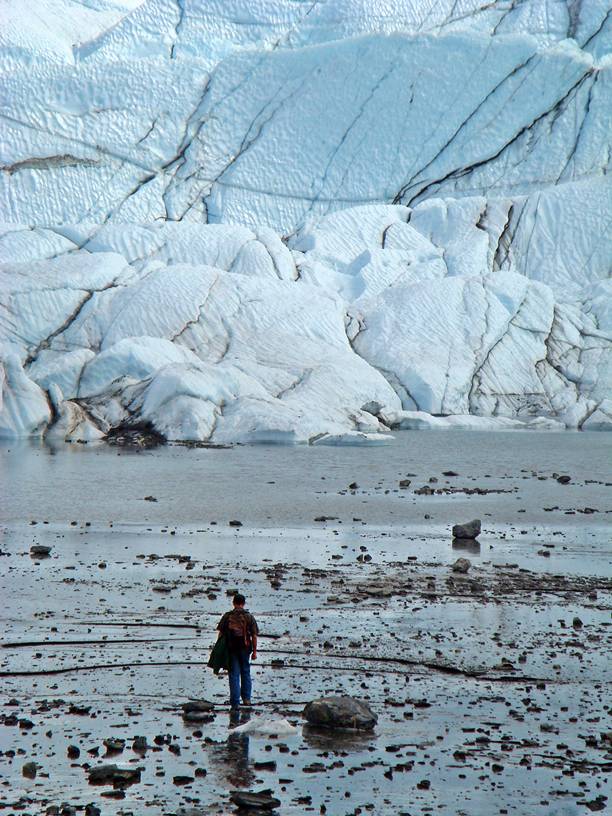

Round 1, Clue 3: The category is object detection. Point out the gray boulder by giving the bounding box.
[30,545,51,557]
[452,519,481,539]
[87,764,142,785]
[303,696,377,730]
[22,761,38,778]
[451,557,471,574]
[229,789,281,810]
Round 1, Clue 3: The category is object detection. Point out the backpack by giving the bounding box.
[225,609,252,650]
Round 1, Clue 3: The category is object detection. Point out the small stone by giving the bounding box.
[229,520,243,527]
[103,738,125,753]
[399,479,411,488]
[132,736,148,751]
[143,495,157,502]
[67,745,80,759]
[556,475,571,484]
[22,761,38,778]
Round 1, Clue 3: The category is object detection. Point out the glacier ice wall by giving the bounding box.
[0,0,610,441]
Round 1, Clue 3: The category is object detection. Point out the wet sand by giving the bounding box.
[1,432,611,815]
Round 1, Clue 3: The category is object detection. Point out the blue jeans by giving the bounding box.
[229,647,252,707]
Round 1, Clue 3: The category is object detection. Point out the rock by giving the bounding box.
[103,737,125,752]
[182,700,215,713]
[254,760,277,771]
[452,519,481,539]
[556,474,571,484]
[68,703,91,715]
[399,479,411,488]
[30,545,51,557]
[229,789,281,810]
[105,422,165,449]
[132,736,148,751]
[414,485,435,495]
[67,745,80,759]
[348,482,358,489]
[443,470,459,476]
[229,519,243,527]
[87,764,142,786]
[572,616,583,629]
[584,796,607,812]
[173,775,194,785]
[451,557,471,573]
[303,696,377,730]
[143,495,158,502]
[84,806,101,816]
[22,761,38,778]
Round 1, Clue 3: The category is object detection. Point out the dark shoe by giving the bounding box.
[242,699,252,706]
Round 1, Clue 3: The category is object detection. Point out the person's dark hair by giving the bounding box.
[233,593,246,606]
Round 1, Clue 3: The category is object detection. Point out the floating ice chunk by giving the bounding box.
[445,415,532,431]
[381,410,451,430]
[230,717,298,736]
[312,431,394,446]
[522,417,566,431]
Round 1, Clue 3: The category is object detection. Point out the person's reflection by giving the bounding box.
[210,709,255,788]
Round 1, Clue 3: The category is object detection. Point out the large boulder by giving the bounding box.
[87,764,142,786]
[229,789,281,810]
[452,557,471,574]
[452,519,481,539]
[303,696,377,731]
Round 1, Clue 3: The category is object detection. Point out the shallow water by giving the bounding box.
[2,430,611,527]
[1,432,611,815]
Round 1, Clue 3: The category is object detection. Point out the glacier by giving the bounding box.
[0,0,610,442]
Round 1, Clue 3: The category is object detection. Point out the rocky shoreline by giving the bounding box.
[1,434,611,814]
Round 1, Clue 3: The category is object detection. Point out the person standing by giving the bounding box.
[217,593,258,710]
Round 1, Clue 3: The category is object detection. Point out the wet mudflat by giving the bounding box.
[1,432,611,815]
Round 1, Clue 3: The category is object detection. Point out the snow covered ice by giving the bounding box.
[0,1,610,442]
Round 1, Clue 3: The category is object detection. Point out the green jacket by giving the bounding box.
[208,634,230,674]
